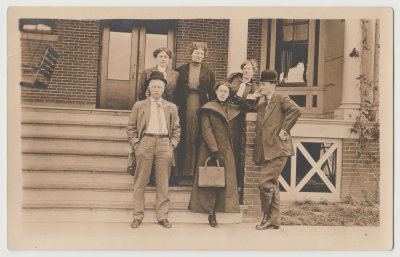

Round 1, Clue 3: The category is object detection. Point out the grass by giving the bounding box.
[280,197,379,226]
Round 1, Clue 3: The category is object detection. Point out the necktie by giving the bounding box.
[156,101,163,134]
[237,83,246,97]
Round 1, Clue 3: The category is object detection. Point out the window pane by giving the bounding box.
[282,25,293,41]
[289,95,306,107]
[294,23,309,41]
[107,31,132,80]
[144,34,168,69]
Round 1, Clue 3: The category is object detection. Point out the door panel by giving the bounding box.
[99,22,139,110]
[99,20,176,110]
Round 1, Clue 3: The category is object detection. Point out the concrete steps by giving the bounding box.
[21,106,245,223]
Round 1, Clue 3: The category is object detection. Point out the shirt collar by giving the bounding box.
[150,97,163,104]
[157,65,167,73]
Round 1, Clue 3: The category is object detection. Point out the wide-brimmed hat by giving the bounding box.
[145,71,167,89]
[260,69,279,83]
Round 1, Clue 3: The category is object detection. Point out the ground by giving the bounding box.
[281,197,379,226]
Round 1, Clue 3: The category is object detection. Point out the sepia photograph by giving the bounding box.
[4,4,395,252]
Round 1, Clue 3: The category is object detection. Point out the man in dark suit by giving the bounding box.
[253,69,301,230]
[127,71,181,229]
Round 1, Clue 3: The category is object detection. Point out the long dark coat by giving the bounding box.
[174,63,216,175]
[188,101,241,214]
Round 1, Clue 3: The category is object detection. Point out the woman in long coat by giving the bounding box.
[189,82,246,228]
[174,42,216,185]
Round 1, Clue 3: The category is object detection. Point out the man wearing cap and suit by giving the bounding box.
[252,69,301,230]
[127,71,181,229]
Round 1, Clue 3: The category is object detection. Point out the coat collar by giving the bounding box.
[261,92,277,125]
[181,62,210,81]
[200,101,241,123]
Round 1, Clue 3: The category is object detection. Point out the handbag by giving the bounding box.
[127,151,137,176]
[198,157,225,188]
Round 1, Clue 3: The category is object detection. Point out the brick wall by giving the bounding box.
[21,20,100,107]
[175,19,230,82]
[341,139,380,201]
[247,19,263,80]
[243,119,263,221]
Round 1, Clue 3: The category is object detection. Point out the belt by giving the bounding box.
[144,133,169,138]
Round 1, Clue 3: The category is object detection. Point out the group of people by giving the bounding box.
[126,42,301,230]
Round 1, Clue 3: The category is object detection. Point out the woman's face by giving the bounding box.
[156,51,170,67]
[191,48,205,63]
[216,84,230,102]
[242,63,254,80]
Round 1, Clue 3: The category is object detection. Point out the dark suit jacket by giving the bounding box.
[254,92,301,163]
[137,66,179,102]
[126,98,181,166]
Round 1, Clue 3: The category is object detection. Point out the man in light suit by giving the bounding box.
[253,69,301,230]
[127,71,181,229]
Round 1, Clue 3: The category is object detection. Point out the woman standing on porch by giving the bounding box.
[174,42,216,185]
[189,82,249,228]
[137,47,179,102]
[227,59,260,203]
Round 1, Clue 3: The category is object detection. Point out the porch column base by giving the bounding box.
[333,103,360,121]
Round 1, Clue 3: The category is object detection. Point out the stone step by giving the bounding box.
[23,188,192,206]
[22,123,127,141]
[22,153,127,171]
[22,106,130,126]
[23,170,134,190]
[22,138,131,156]
[22,208,244,223]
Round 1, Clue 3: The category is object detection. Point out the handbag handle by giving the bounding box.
[204,157,220,168]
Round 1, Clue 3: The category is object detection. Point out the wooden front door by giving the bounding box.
[99,20,176,110]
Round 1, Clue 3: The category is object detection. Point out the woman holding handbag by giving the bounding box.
[188,81,248,228]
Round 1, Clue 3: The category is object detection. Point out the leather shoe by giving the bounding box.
[256,216,279,230]
[208,212,218,228]
[131,219,142,228]
[158,219,172,228]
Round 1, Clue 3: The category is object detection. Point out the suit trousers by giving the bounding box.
[132,136,173,221]
[259,156,288,226]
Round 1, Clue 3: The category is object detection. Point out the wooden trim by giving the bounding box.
[21,32,58,42]
[269,20,276,70]
[99,25,110,107]
[307,20,316,87]
[260,19,268,71]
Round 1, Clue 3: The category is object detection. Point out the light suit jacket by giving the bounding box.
[127,98,181,166]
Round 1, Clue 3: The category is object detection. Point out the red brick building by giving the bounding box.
[20,18,380,222]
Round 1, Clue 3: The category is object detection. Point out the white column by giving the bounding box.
[227,19,248,77]
[334,19,362,121]
[362,19,375,107]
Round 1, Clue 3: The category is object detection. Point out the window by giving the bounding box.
[19,19,54,34]
[275,19,310,86]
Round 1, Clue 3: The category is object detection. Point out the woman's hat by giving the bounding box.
[145,71,167,89]
[260,69,279,83]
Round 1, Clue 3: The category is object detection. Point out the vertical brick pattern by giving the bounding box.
[341,139,380,201]
[243,119,263,221]
[21,20,100,106]
[247,19,263,80]
[175,19,229,82]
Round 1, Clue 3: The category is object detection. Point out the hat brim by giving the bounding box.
[145,77,167,88]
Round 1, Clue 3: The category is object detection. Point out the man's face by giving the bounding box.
[148,79,165,99]
[259,82,275,96]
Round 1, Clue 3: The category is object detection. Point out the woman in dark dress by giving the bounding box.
[188,81,253,228]
[174,42,216,185]
[227,59,260,202]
